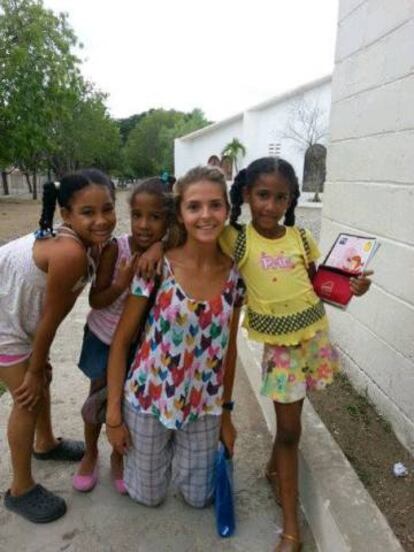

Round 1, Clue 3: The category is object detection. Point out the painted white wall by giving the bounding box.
[321,0,414,452]
[174,116,243,177]
[174,77,332,200]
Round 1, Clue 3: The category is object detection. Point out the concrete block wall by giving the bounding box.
[321,0,414,452]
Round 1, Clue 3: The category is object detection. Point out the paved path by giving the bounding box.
[0,194,317,551]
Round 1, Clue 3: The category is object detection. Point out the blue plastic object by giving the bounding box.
[214,442,236,537]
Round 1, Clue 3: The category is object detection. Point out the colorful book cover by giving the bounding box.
[324,234,380,275]
[313,233,380,308]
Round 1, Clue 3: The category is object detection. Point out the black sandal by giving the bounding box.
[4,484,67,523]
[33,438,85,461]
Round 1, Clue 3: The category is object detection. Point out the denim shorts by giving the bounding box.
[78,325,109,381]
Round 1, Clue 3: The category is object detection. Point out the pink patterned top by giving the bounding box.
[87,234,153,345]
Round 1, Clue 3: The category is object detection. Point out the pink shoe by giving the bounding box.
[114,478,127,495]
[72,465,98,492]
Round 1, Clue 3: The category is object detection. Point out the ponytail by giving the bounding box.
[38,181,59,236]
[229,169,247,229]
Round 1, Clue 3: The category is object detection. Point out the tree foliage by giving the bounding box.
[0,0,209,194]
[124,108,209,177]
[221,138,246,173]
[0,0,121,194]
[0,0,84,196]
[51,85,121,177]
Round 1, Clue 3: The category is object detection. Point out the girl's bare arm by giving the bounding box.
[105,294,149,454]
[220,306,242,456]
[89,241,135,309]
[106,295,148,423]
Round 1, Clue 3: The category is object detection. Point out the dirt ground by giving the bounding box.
[309,375,414,551]
[1,195,413,550]
[0,195,42,245]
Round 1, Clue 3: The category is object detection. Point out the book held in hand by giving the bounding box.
[312,233,380,308]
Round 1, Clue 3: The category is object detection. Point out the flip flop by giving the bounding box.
[4,484,67,523]
[33,438,85,461]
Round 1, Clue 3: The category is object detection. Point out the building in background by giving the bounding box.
[175,76,332,201]
[321,0,414,453]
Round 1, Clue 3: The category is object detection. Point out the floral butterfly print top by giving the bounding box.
[124,257,245,429]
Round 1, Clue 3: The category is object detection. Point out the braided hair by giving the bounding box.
[38,169,115,236]
[229,157,300,228]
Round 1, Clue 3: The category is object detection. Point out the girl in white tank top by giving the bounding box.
[0,170,116,524]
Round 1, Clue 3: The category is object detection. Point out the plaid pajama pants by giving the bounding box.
[123,401,221,508]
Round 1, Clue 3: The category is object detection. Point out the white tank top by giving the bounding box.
[0,226,95,355]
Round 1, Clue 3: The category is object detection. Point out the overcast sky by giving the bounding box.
[43,0,339,122]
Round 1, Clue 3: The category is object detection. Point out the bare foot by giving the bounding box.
[77,450,98,475]
[274,533,302,552]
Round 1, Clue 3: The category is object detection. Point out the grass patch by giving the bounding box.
[0,381,5,397]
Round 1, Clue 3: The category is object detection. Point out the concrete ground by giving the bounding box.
[0,197,317,552]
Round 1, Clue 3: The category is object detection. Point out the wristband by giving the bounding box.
[222,401,234,412]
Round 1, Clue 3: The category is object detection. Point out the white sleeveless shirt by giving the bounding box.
[0,227,95,356]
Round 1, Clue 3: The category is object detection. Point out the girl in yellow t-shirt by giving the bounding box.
[220,157,372,552]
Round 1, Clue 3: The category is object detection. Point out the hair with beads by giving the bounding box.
[172,165,230,246]
[38,169,115,235]
[229,157,300,228]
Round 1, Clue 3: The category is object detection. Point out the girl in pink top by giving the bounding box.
[73,178,174,494]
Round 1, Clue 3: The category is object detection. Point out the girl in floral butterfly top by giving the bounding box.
[106,166,245,508]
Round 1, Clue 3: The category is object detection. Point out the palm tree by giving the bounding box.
[221,138,246,174]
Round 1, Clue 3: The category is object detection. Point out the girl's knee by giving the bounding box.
[276,426,301,446]
[128,488,167,507]
[180,488,213,509]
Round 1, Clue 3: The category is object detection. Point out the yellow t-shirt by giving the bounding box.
[219,223,328,346]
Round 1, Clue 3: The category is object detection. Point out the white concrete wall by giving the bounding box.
[174,117,243,177]
[174,78,331,198]
[321,0,414,452]
[246,81,331,190]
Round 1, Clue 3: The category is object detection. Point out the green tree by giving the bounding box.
[124,108,209,177]
[0,0,84,197]
[221,138,246,174]
[117,112,148,146]
[51,86,121,177]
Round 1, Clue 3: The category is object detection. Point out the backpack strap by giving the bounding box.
[233,224,247,266]
[297,227,311,268]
